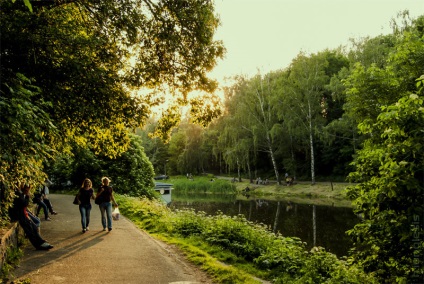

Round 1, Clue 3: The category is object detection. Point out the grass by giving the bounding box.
[115,194,376,284]
[167,176,354,207]
[236,181,354,207]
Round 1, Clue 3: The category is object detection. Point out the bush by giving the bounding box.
[172,177,237,194]
[116,194,378,283]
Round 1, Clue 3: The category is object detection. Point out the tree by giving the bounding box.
[0,73,58,225]
[344,16,424,281]
[277,52,329,184]
[104,134,156,198]
[346,92,424,282]
[0,0,224,220]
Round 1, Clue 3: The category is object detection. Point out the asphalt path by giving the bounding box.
[11,194,213,284]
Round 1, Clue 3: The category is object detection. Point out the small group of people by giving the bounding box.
[32,179,58,221]
[10,182,55,250]
[285,173,294,186]
[254,177,269,185]
[75,177,118,233]
[10,176,118,252]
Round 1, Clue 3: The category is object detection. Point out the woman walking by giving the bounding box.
[96,177,118,232]
[77,178,95,233]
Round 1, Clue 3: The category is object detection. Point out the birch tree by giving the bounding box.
[278,52,329,184]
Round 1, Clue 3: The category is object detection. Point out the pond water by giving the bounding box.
[169,192,359,257]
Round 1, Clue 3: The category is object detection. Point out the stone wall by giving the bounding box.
[0,222,21,270]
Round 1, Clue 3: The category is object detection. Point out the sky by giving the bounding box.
[209,0,424,84]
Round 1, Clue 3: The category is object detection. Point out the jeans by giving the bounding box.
[28,210,40,227]
[99,202,112,229]
[36,200,49,219]
[79,203,92,229]
[43,198,54,213]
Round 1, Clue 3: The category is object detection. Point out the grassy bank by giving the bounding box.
[115,194,376,284]
[166,176,354,207]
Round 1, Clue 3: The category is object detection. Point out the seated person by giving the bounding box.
[10,183,53,250]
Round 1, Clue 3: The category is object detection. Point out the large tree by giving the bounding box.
[345,15,424,281]
[0,0,224,220]
[277,52,329,184]
[346,92,424,282]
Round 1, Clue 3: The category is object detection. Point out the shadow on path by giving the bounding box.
[11,194,212,284]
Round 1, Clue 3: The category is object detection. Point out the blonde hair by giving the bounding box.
[102,177,111,185]
[82,178,92,188]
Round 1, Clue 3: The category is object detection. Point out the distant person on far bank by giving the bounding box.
[77,178,95,233]
[96,177,118,232]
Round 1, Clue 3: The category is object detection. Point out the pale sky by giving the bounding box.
[209,0,424,84]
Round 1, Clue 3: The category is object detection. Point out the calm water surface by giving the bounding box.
[169,192,359,257]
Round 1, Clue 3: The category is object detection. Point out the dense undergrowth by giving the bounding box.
[115,194,377,283]
[171,177,238,194]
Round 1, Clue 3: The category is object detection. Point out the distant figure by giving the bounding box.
[286,176,293,186]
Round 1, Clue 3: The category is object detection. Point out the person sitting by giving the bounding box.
[10,183,53,250]
[285,176,293,186]
[39,180,58,216]
[33,190,51,221]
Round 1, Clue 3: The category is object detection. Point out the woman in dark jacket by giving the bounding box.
[95,177,118,232]
[77,178,95,233]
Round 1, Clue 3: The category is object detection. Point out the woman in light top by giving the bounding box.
[77,178,95,233]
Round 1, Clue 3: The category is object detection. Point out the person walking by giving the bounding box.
[77,178,95,233]
[95,177,118,232]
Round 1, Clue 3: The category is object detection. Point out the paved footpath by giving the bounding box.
[11,194,213,284]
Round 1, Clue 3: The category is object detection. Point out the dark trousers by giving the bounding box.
[19,216,45,249]
[43,198,54,213]
[36,200,49,219]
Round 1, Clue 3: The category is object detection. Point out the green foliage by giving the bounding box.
[0,72,58,219]
[1,0,224,224]
[47,134,155,198]
[172,177,237,194]
[116,194,376,283]
[104,134,156,197]
[347,94,424,281]
[0,246,23,282]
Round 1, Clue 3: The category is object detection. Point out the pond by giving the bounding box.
[169,192,359,257]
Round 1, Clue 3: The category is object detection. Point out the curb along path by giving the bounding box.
[11,194,213,284]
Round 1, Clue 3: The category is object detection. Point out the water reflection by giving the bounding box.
[170,192,358,257]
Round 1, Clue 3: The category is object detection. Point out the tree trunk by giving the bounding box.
[266,135,280,185]
[247,162,252,183]
[290,134,296,180]
[308,101,316,185]
[237,158,241,182]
